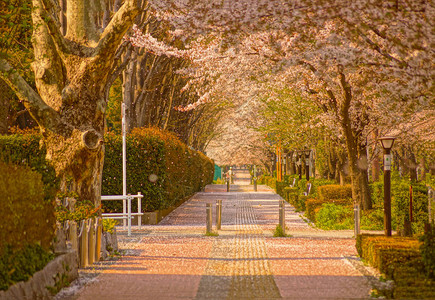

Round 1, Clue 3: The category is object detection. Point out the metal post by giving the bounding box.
[384,148,392,236]
[305,152,310,182]
[79,220,88,268]
[206,203,212,233]
[69,221,78,252]
[216,200,222,230]
[279,200,285,235]
[138,192,142,229]
[227,179,230,192]
[95,218,102,262]
[253,165,257,192]
[88,218,95,265]
[122,103,127,230]
[354,203,360,237]
[298,153,302,180]
[127,194,132,236]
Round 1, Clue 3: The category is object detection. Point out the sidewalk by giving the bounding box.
[65,170,373,299]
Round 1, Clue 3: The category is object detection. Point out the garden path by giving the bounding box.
[64,169,373,299]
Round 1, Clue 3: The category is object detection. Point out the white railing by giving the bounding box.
[101,192,143,236]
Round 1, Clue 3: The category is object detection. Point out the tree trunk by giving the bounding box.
[1,1,141,206]
[0,79,11,134]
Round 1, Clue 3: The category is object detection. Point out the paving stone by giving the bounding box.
[69,169,373,300]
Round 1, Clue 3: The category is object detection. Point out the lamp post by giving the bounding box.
[379,136,396,236]
[304,149,311,181]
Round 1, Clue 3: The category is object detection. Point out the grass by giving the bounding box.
[273,224,292,237]
[205,231,219,236]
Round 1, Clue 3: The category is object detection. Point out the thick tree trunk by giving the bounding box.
[0,79,10,134]
[1,1,141,206]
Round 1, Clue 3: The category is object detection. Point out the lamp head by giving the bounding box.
[379,136,396,150]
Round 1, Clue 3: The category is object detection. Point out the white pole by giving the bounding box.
[122,103,127,230]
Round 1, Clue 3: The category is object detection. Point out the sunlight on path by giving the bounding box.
[70,169,372,299]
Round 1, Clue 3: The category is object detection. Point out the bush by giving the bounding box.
[0,134,58,197]
[275,181,288,198]
[420,225,435,279]
[0,162,56,252]
[0,244,54,291]
[315,203,353,230]
[392,180,428,235]
[360,209,384,231]
[305,198,351,223]
[356,234,435,298]
[318,184,352,201]
[285,187,299,204]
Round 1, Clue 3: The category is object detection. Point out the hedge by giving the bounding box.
[317,184,352,200]
[0,162,56,252]
[102,128,214,212]
[0,162,56,291]
[356,234,435,299]
[305,198,351,223]
[0,129,214,214]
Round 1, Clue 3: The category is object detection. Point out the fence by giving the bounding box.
[101,193,144,236]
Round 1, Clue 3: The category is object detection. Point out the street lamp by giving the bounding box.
[379,136,396,236]
[304,149,311,181]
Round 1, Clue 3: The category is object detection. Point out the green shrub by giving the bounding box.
[356,234,435,298]
[369,181,384,209]
[102,219,119,234]
[275,181,288,198]
[285,187,299,205]
[360,209,384,231]
[294,195,308,212]
[315,203,353,230]
[318,184,352,201]
[305,198,351,223]
[392,180,428,235]
[420,225,435,279]
[0,162,56,252]
[0,244,54,291]
[0,134,58,198]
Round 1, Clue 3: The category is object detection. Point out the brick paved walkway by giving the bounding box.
[67,169,373,299]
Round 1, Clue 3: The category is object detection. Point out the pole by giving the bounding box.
[216,200,222,230]
[279,200,285,235]
[354,203,360,237]
[206,203,212,233]
[122,103,127,230]
[298,153,302,180]
[384,148,392,236]
[305,152,310,182]
[253,165,257,192]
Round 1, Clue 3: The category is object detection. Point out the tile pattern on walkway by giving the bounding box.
[68,169,373,300]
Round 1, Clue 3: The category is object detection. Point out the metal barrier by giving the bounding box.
[101,193,143,236]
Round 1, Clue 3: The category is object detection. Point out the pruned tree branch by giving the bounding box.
[0,59,69,133]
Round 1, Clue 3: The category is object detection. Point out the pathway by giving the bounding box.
[64,169,373,299]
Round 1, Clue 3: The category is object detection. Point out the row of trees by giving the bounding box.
[0,0,433,207]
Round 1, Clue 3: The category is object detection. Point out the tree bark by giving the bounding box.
[0,0,141,206]
[0,79,11,134]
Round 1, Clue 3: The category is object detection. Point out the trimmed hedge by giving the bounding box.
[0,244,54,291]
[318,184,352,200]
[0,162,56,252]
[0,130,214,214]
[0,162,56,292]
[305,198,351,223]
[102,128,214,212]
[356,234,435,299]
[275,181,288,198]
